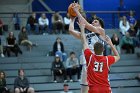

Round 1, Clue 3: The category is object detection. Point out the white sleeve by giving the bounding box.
[39,18,43,25]
[46,18,49,26]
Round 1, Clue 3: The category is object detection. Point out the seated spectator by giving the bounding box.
[38,13,49,34]
[26,13,39,34]
[111,33,121,54]
[53,37,67,62]
[0,71,10,93]
[121,32,135,54]
[18,27,37,51]
[64,13,70,33]
[14,69,35,93]
[6,32,22,57]
[51,12,64,34]
[0,37,5,57]
[60,83,74,93]
[0,18,3,35]
[66,52,80,82]
[51,55,67,83]
[128,24,138,47]
[128,10,137,28]
[119,16,130,36]
[13,13,20,30]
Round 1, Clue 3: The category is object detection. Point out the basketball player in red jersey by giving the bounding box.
[78,19,120,93]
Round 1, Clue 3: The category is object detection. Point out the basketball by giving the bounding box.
[68,3,80,17]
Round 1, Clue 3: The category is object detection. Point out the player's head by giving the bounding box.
[91,17,104,28]
[94,42,104,55]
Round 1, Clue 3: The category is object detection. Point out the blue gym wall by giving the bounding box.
[32,0,140,28]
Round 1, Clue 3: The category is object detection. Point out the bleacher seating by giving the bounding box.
[0,29,140,93]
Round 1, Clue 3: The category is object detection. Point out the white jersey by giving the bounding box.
[80,32,105,85]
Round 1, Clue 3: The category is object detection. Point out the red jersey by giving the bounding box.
[84,48,115,88]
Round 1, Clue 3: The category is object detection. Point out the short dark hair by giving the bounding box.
[18,69,24,75]
[70,51,75,55]
[63,83,69,86]
[94,42,104,55]
[95,17,104,28]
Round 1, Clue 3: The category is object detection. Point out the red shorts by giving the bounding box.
[88,86,112,93]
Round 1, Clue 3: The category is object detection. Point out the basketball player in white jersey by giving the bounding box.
[69,4,106,93]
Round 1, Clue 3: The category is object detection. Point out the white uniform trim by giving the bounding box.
[87,54,93,68]
[106,56,110,71]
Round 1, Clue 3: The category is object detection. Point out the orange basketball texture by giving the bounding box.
[68,3,80,17]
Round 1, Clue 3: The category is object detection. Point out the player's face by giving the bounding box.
[91,20,100,27]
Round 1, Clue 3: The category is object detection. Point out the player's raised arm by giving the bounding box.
[72,2,105,36]
[105,35,120,62]
[77,20,89,50]
[69,17,81,39]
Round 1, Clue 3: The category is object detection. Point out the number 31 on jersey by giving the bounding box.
[94,62,103,72]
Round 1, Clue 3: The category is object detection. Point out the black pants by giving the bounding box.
[0,87,10,93]
[67,67,80,80]
[52,22,64,34]
[0,27,2,35]
[121,44,135,54]
[53,69,67,81]
[6,44,22,57]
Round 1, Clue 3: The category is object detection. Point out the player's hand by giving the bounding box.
[72,2,80,12]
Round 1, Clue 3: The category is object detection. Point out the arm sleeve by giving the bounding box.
[66,58,72,68]
[14,78,20,88]
[84,49,92,65]
[38,18,43,25]
[107,56,115,66]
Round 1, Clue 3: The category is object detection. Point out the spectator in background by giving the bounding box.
[119,16,130,36]
[121,32,135,54]
[128,10,137,28]
[6,32,22,57]
[14,69,35,93]
[128,24,138,47]
[0,37,5,57]
[18,27,37,51]
[38,13,49,35]
[51,12,64,34]
[118,0,127,20]
[13,13,20,30]
[111,33,121,54]
[66,52,80,82]
[26,13,39,34]
[64,13,70,33]
[0,18,3,35]
[51,55,67,83]
[60,83,74,93]
[53,37,67,62]
[0,71,10,93]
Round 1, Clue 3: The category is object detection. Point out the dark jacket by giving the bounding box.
[18,32,28,44]
[0,78,6,88]
[27,16,38,25]
[53,42,64,54]
[51,61,65,71]
[14,76,29,89]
